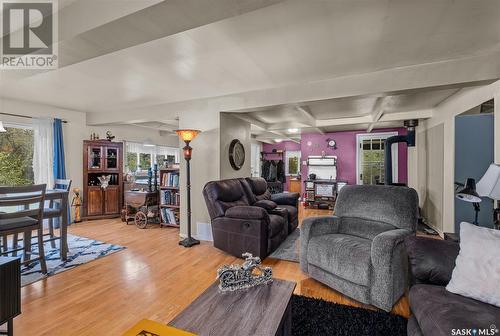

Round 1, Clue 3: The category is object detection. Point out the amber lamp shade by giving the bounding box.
[175,129,201,143]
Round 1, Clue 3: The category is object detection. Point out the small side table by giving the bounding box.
[444,232,460,243]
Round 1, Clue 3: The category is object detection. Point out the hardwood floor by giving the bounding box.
[16,207,410,335]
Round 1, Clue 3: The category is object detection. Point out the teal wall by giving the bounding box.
[454,113,494,231]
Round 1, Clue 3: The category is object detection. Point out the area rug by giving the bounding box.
[291,295,407,336]
[269,228,300,262]
[20,234,125,286]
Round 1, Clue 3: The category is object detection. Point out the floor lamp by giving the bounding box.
[456,178,482,225]
[175,129,201,248]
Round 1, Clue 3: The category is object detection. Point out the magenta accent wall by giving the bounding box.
[262,127,408,193]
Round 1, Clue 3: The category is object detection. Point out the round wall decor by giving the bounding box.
[229,139,245,170]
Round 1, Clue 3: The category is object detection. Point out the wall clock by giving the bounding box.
[326,138,337,149]
[229,139,245,170]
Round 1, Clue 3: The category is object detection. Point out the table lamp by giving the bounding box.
[456,178,481,225]
[476,163,500,230]
[175,129,201,247]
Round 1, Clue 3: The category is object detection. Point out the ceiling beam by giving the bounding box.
[315,108,434,128]
[379,109,433,122]
[366,97,387,132]
[295,106,316,126]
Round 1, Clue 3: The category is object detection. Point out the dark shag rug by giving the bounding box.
[291,295,407,336]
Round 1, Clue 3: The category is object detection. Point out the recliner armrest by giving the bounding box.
[405,236,459,286]
[370,228,413,311]
[271,192,300,207]
[300,216,340,272]
[254,200,278,210]
[225,206,269,221]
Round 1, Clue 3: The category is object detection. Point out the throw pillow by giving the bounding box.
[446,222,500,307]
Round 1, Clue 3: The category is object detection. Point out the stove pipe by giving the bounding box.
[384,120,419,185]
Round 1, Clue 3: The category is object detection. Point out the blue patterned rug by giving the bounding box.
[20,234,125,286]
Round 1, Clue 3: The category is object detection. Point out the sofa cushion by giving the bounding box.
[446,222,500,307]
[268,214,285,237]
[202,179,251,219]
[410,284,500,336]
[307,234,372,286]
[245,177,272,201]
[339,217,395,240]
[335,185,419,231]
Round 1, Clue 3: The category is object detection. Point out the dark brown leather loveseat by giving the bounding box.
[202,177,299,258]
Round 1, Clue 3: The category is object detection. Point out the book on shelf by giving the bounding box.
[160,189,180,206]
[161,171,180,188]
[161,208,178,225]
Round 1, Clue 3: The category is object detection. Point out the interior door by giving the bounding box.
[357,132,398,185]
[87,186,103,216]
[104,186,120,214]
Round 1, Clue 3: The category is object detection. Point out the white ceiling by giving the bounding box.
[1,0,499,134]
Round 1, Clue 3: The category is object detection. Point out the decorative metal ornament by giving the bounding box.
[98,175,111,189]
[229,139,245,170]
[217,253,273,292]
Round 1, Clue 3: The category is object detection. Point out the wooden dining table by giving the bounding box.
[0,189,70,261]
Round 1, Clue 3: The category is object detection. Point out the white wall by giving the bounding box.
[219,113,251,179]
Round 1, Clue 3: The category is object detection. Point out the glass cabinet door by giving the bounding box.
[88,146,103,170]
[105,147,119,170]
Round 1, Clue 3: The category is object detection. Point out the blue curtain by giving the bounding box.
[53,118,70,225]
[53,118,66,179]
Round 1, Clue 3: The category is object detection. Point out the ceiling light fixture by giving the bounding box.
[288,128,299,133]
[275,139,283,143]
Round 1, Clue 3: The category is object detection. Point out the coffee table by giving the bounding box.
[169,279,296,336]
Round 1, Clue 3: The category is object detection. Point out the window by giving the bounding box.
[0,124,34,185]
[125,141,180,173]
[356,132,398,185]
[285,151,301,176]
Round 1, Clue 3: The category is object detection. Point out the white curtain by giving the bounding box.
[33,117,54,187]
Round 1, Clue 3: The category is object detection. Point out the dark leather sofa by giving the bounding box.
[405,236,500,336]
[203,177,299,258]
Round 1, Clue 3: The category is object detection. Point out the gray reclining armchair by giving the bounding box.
[300,185,419,311]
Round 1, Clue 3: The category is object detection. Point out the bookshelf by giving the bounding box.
[159,168,180,228]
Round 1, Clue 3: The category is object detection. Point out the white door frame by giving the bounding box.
[356,132,398,185]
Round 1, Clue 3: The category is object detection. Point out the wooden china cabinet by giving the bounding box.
[83,140,123,220]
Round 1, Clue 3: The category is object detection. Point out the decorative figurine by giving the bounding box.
[98,175,111,189]
[106,131,115,141]
[217,253,273,292]
[71,187,82,223]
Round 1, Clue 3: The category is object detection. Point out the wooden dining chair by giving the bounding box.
[0,184,48,274]
[44,179,72,248]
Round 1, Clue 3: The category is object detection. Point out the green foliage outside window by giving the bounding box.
[0,127,34,186]
[126,152,138,173]
[288,157,299,175]
[139,153,151,170]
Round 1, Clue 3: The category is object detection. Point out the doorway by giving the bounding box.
[356,132,398,185]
